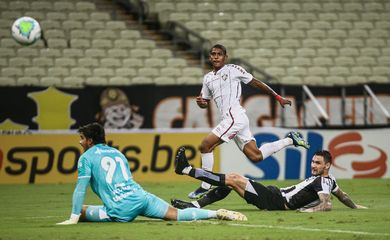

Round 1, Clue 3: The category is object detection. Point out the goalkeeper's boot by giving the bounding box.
[287,131,310,149]
[188,186,210,199]
[175,147,190,175]
[216,209,248,221]
[171,198,197,209]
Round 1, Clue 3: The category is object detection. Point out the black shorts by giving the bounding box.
[243,180,286,211]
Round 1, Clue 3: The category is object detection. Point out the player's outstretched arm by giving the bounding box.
[299,193,332,213]
[56,177,90,225]
[333,188,368,209]
[248,78,291,108]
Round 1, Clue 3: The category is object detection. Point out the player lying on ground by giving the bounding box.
[172,148,367,212]
[189,44,303,199]
[57,123,247,225]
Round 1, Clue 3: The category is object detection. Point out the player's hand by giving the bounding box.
[56,219,78,225]
[277,96,292,108]
[355,204,368,209]
[56,214,80,225]
[196,96,209,109]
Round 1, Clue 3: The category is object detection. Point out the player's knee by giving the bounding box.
[226,173,243,187]
[164,206,178,221]
[246,152,263,162]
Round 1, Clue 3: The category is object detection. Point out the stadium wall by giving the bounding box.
[1,85,390,130]
[0,128,388,184]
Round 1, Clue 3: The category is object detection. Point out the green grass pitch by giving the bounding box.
[0,179,389,240]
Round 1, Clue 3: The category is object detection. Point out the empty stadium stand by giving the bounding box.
[1,0,390,86]
[146,0,390,85]
[0,0,205,86]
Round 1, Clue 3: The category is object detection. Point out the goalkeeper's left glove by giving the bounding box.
[56,213,80,225]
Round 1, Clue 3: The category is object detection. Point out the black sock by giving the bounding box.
[188,168,226,186]
[197,186,232,207]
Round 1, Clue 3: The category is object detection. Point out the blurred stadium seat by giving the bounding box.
[1,0,390,87]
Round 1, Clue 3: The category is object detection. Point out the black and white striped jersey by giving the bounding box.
[280,175,339,210]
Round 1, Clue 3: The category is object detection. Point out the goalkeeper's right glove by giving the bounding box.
[56,213,80,225]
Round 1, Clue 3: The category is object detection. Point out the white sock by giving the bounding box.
[191,201,201,208]
[259,138,293,159]
[201,153,214,189]
[208,210,217,218]
[201,152,214,170]
[201,182,211,189]
[182,166,192,175]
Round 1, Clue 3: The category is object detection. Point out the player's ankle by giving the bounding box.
[182,166,192,175]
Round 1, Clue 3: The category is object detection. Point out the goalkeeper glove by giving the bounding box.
[56,213,80,225]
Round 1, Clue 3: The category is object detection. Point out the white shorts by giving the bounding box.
[212,110,255,151]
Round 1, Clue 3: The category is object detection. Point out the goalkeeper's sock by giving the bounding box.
[188,168,226,186]
[197,186,232,207]
[177,208,216,221]
[258,138,292,159]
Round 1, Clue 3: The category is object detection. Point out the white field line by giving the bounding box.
[4,216,62,220]
[7,216,390,236]
[216,222,390,237]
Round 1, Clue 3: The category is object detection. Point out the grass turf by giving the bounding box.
[0,179,389,240]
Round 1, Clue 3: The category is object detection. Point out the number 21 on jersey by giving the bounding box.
[101,156,129,184]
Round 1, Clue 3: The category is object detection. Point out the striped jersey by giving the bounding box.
[201,64,253,119]
[280,175,339,210]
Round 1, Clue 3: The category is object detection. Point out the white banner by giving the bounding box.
[221,128,390,179]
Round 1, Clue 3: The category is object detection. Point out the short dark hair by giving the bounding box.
[314,150,332,164]
[78,122,106,145]
[210,44,227,55]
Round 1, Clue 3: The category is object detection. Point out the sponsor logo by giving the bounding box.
[247,131,387,180]
[94,148,119,155]
[4,146,80,183]
[328,132,387,178]
[0,134,208,184]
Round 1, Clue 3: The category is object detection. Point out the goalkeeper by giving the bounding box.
[172,147,367,213]
[57,123,246,225]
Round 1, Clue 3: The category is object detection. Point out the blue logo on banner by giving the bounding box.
[245,131,324,180]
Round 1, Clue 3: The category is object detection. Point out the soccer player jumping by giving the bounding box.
[57,123,247,225]
[173,147,367,212]
[189,44,309,199]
